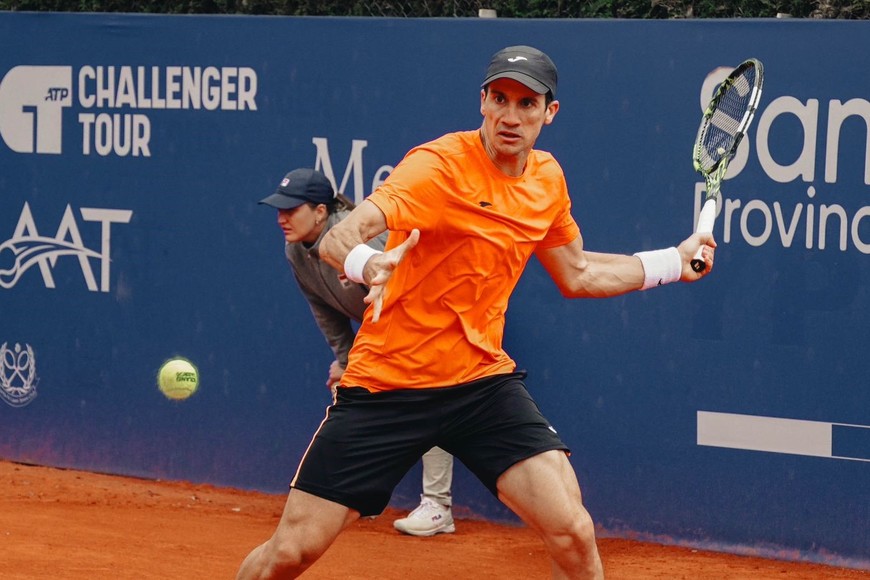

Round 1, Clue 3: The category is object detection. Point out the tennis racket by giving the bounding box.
[691,58,764,272]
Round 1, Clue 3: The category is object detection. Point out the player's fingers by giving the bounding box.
[371,293,383,323]
[696,232,717,249]
[368,266,392,286]
[688,245,715,277]
[360,230,417,321]
[388,228,420,266]
[703,245,715,270]
[699,235,716,273]
[364,284,377,303]
[368,229,420,286]
[365,285,384,322]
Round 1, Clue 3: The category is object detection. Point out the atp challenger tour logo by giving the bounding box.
[698,67,870,255]
[0,342,38,407]
[0,202,132,292]
[0,64,258,157]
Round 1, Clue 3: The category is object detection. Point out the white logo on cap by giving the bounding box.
[280,178,290,187]
[507,56,528,63]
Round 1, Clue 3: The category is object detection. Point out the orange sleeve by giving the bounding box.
[537,163,580,249]
[368,146,446,234]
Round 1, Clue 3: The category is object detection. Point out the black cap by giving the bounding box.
[259,168,335,210]
[481,45,558,97]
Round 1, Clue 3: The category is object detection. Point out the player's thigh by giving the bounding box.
[496,449,588,533]
[439,373,569,494]
[293,386,437,516]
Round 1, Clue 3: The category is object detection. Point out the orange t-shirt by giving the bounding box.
[341,130,580,391]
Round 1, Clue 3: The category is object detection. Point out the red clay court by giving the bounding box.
[1,460,866,579]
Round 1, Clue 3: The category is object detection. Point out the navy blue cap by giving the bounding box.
[259,168,335,210]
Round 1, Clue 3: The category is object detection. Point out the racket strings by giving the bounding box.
[696,66,760,173]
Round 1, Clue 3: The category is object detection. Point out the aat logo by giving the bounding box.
[1,202,133,292]
[0,66,72,154]
[0,342,37,407]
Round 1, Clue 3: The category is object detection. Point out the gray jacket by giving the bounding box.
[285,209,388,366]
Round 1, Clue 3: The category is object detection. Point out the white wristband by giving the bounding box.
[344,244,383,284]
[633,247,681,290]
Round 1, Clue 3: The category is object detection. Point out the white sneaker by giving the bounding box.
[393,495,455,537]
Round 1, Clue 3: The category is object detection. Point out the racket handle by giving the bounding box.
[691,199,717,272]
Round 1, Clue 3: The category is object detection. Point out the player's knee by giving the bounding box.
[261,537,320,576]
[573,510,598,547]
[549,508,598,555]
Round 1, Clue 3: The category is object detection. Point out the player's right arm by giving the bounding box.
[536,235,646,298]
[536,232,715,298]
[320,200,419,322]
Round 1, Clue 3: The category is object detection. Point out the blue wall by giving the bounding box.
[0,13,867,568]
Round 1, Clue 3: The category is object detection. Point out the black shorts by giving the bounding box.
[291,371,569,517]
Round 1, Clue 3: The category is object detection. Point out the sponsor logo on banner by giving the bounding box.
[310,137,394,207]
[0,64,259,157]
[1,202,132,292]
[0,342,38,407]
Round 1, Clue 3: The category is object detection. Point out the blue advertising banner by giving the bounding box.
[0,13,867,567]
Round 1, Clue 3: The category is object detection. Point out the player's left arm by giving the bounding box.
[536,233,716,298]
[320,199,419,322]
[320,199,388,271]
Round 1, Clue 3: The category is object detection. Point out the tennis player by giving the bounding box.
[237,45,715,580]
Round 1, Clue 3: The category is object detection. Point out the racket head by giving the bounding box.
[693,58,764,178]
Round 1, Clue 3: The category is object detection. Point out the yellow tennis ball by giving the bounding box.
[157,358,199,401]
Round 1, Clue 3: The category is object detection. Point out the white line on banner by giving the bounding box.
[696,411,870,463]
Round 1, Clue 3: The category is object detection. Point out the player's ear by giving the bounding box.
[544,100,559,125]
[480,88,487,116]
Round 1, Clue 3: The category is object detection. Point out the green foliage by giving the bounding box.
[2,0,869,18]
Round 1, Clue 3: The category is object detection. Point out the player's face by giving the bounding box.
[276,203,324,244]
[480,78,559,175]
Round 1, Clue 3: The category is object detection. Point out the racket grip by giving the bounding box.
[691,199,717,272]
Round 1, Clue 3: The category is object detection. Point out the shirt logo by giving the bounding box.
[479,201,493,208]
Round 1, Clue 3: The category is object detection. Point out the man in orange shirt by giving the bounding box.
[237,45,715,580]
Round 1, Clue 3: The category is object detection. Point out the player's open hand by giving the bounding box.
[364,229,420,322]
[678,232,716,281]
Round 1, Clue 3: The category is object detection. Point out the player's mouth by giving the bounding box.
[497,130,521,144]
